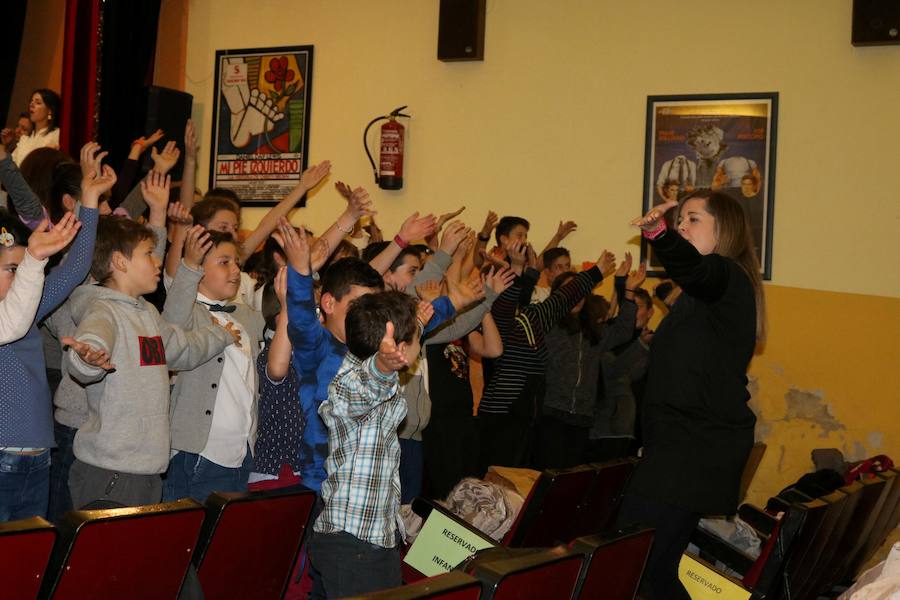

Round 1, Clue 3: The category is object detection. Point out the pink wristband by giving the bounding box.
[393,234,409,249]
[642,219,667,241]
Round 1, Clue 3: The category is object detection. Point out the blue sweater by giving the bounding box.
[285,267,455,492]
[0,208,98,448]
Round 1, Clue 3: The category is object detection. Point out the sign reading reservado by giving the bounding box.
[678,553,751,600]
[404,509,496,577]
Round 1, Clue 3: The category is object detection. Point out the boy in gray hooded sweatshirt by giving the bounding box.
[63,216,239,508]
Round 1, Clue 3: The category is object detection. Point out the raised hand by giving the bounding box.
[133,129,164,154]
[81,164,117,208]
[482,266,516,295]
[439,220,470,255]
[556,220,577,241]
[348,186,376,220]
[184,119,198,160]
[300,160,332,191]
[436,206,466,231]
[141,170,171,213]
[274,217,311,275]
[150,141,181,175]
[27,213,81,260]
[415,279,441,303]
[615,252,633,277]
[505,240,527,273]
[448,275,485,310]
[273,265,288,309]
[0,128,14,148]
[416,301,435,328]
[62,337,115,371]
[79,142,108,181]
[480,248,510,271]
[595,250,617,278]
[627,261,648,290]
[182,225,212,270]
[375,321,408,373]
[167,201,193,225]
[631,200,678,232]
[398,212,437,244]
[479,210,498,238]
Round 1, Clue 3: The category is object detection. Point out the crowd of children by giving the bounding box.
[0,89,765,599]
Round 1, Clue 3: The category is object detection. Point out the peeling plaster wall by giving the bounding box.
[742,285,900,506]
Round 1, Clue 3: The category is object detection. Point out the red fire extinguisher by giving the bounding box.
[364,106,411,190]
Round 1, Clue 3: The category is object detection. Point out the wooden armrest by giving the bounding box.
[738,504,777,537]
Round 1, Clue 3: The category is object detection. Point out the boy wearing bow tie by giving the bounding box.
[160,227,266,503]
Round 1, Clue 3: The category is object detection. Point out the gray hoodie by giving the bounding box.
[66,284,233,474]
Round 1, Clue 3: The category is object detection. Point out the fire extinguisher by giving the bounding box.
[364,106,411,190]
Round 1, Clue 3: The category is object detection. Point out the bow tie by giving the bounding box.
[203,303,236,313]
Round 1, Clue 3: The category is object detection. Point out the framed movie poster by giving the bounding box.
[641,93,778,280]
[209,45,314,207]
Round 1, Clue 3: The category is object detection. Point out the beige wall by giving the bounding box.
[184,0,900,298]
[7,0,66,127]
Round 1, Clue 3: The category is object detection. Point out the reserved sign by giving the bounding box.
[678,553,751,600]
[404,509,496,577]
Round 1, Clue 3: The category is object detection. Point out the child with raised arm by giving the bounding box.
[308,290,426,599]
[0,161,104,522]
[161,225,266,503]
[63,216,238,509]
[0,214,80,344]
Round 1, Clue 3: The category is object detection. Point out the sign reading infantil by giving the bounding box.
[404,509,496,577]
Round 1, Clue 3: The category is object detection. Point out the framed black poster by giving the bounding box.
[642,93,778,279]
[209,45,313,206]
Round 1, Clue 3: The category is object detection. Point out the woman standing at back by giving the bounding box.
[618,190,766,600]
[10,89,61,165]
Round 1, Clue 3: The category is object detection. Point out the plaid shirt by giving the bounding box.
[313,352,407,548]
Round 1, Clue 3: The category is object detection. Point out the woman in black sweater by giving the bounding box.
[617,190,766,600]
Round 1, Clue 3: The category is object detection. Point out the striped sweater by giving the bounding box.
[478,265,603,416]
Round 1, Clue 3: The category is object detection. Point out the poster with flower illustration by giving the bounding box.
[210,45,313,206]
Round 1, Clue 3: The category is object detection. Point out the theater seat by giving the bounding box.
[40,498,205,599]
[344,571,483,599]
[0,516,57,600]
[505,459,636,548]
[193,486,316,600]
[571,527,654,600]
[471,545,584,600]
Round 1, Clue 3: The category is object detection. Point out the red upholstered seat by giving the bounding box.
[0,516,57,600]
[505,459,636,548]
[472,545,584,600]
[194,486,316,600]
[570,527,654,600]
[41,499,205,599]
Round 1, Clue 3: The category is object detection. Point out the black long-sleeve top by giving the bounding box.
[626,229,757,515]
[479,266,603,417]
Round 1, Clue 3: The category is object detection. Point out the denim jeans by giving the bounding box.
[162,447,253,504]
[0,450,50,522]
[399,438,423,504]
[308,530,401,599]
[48,423,77,523]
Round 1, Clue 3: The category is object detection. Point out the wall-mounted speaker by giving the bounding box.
[438,0,486,61]
[852,0,900,46]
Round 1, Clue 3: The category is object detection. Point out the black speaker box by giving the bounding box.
[437,0,486,61]
[852,0,900,46]
[137,86,194,179]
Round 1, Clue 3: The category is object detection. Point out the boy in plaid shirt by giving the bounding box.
[308,290,430,599]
